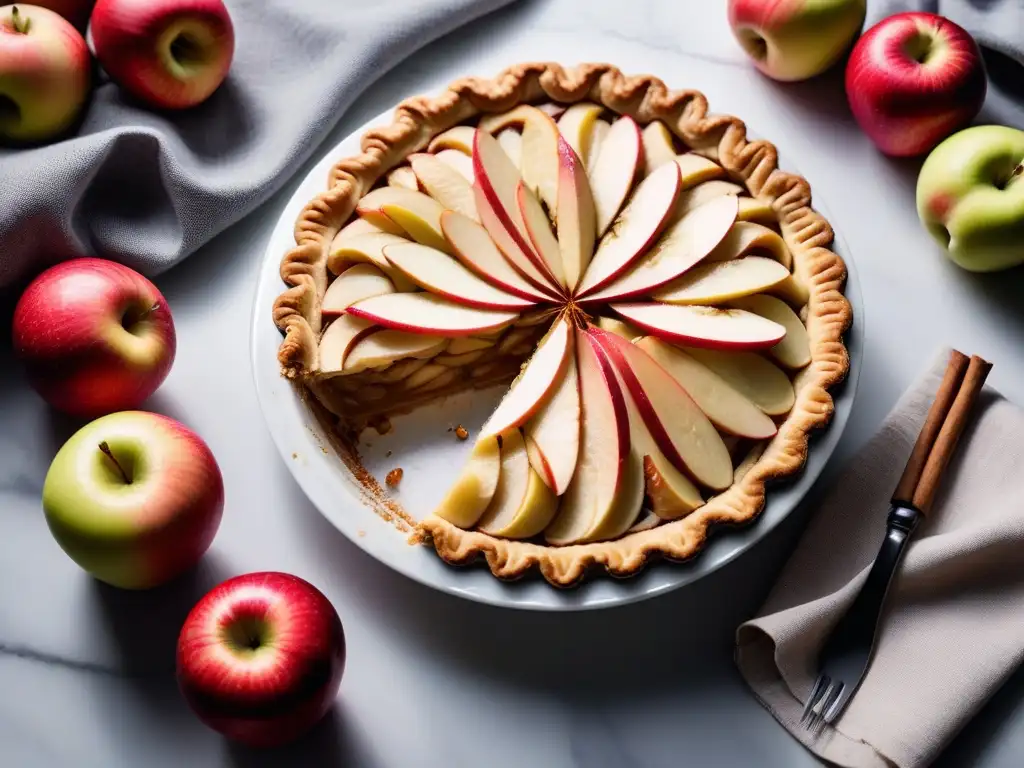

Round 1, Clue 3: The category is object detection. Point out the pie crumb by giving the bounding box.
[455,425,469,440]
[386,468,404,487]
[357,529,366,537]
[291,452,298,459]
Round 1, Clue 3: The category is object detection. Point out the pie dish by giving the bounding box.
[272,62,852,588]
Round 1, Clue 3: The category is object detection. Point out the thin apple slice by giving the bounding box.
[586,118,611,169]
[434,349,485,367]
[472,183,557,293]
[334,216,403,242]
[317,315,376,374]
[322,264,396,317]
[477,429,558,539]
[597,316,642,340]
[672,180,743,222]
[357,187,451,254]
[679,346,795,416]
[327,232,417,290]
[536,102,566,120]
[428,126,476,155]
[653,256,790,305]
[432,436,501,528]
[674,153,726,190]
[556,136,597,293]
[483,105,561,214]
[556,102,604,165]
[347,293,517,337]
[634,337,777,439]
[417,367,459,393]
[387,166,419,190]
[588,115,643,236]
[592,328,733,490]
[403,362,448,390]
[642,121,678,176]
[409,153,477,220]
[343,330,447,374]
[545,331,639,545]
[517,181,566,288]
[729,294,811,368]
[441,210,555,302]
[771,274,810,307]
[576,160,682,296]
[628,510,661,533]
[524,350,580,495]
[479,105,533,133]
[497,129,522,167]
[446,336,495,355]
[737,197,776,226]
[434,149,474,181]
[704,221,792,268]
[581,193,737,302]
[611,303,786,351]
[383,243,533,311]
[479,317,571,439]
[373,356,430,383]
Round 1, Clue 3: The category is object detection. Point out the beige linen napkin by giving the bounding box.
[736,350,1024,768]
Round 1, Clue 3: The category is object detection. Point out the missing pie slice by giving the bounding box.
[272,62,852,587]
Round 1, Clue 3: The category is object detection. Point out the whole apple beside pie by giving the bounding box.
[273,63,852,586]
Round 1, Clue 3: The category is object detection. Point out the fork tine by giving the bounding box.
[807,681,833,733]
[823,682,851,726]
[813,681,845,734]
[800,675,829,727]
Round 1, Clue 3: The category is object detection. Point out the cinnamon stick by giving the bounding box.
[892,350,969,507]
[911,355,992,515]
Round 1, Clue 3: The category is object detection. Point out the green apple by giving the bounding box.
[917,125,1024,272]
[42,411,224,589]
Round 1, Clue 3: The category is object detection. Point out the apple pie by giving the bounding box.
[273,62,852,587]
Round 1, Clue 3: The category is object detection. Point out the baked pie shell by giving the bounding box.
[272,62,853,587]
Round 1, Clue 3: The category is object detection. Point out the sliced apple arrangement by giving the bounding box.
[314,102,813,547]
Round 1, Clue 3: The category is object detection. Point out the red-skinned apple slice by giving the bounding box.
[556,102,604,165]
[409,153,477,220]
[480,317,571,439]
[672,180,743,223]
[343,330,448,373]
[591,328,733,490]
[434,149,474,181]
[382,242,533,311]
[327,232,417,291]
[642,121,678,175]
[387,166,419,190]
[481,106,560,214]
[333,216,404,242]
[611,303,786,351]
[653,255,789,305]
[356,187,451,254]
[347,293,517,337]
[517,181,566,288]
[524,349,580,495]
[545,331,641,545]
[588,115,643,236]
[581,193,738,302]
[440,211,555,302]
[556,136,597,293]
[704,221,792,269]
[432,435,501,528]
[576,161,682,296]
[497,129,522,167]
[679,346,795,417]
[317,315,376,374]
[728,294,811,368]
[321,264,395,317]
[472,183,558,293]
[476,429,558,539]
[634,337,777,439]
[428,126,475,155]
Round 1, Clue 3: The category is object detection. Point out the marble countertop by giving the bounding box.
[4,1,1024,765]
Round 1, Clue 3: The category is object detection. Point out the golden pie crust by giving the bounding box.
[272,62,852,587]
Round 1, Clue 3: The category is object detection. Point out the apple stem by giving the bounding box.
[10,6,31,34]
[98,441,131,485]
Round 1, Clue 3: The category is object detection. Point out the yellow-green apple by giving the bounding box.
[916,125,1024,272]
[0,4,90,143]
[42,411,223,589]
[90,0,234,110]
[846,12,986,157]
[12,258,176,417]
[728,0,866,81]
[176,572,345,748]
[34,0,94,28]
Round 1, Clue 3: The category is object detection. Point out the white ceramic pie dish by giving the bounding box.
[250,106,864,612]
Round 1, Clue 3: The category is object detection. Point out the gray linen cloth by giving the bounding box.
[737,351,1024,767]
[0,0,518,288]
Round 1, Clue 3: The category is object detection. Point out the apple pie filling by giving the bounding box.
[304,101,813,547]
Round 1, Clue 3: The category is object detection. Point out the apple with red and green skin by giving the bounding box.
[34,0,94,29]
[42,411,224,589]
[916,125,1024,272]
[13,258,176,418]
[177,572,346,748]
[727,0,866,82]
[846,12,986,157]
[0,4,91,143]
[91,0,234,110]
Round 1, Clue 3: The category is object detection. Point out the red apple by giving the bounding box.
[846,12,987,157]
[43,411,224,589]
[0,4,91,143]
[12,258,176,418]
[33,0,95,29]
[177,572,346,748]
[90,0,234,110]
